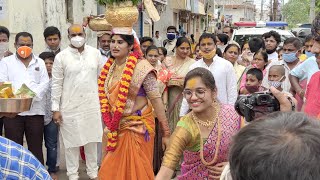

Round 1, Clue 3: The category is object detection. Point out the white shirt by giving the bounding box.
[179,55,238,116]
[51,45,103,148]
[0,54,49,116]
[268,51,278,62]
[153,36,163,47]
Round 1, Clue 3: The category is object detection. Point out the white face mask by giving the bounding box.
[70,36,85,48]
[0,42,9,57]
[268,76,284,89]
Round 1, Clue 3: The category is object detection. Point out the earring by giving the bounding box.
[211,99,217,107]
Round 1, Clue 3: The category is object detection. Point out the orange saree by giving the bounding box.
[99,60,162,180]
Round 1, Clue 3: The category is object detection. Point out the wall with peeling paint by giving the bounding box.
[0,0,98,54]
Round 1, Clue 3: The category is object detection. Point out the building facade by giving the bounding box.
[0,0,98,54]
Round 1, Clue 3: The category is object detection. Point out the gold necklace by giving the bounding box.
[192,105,222,166]
[192,105,219,129]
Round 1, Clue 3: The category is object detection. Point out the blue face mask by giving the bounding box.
[167,33,176,41]
[283,52,298,63]
[305,51,315,58]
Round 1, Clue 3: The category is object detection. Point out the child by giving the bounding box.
[268,65,297,110]
[277,47,283,61]
[268,65,286,92]
[241,68,265,95]
[39,52,58,180]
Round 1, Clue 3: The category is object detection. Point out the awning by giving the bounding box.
[144,0,160,22]
[153,0,167,5]
[171,0,191,11]
[191,0,206,15]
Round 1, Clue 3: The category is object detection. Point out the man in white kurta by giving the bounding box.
[180,33,238,116]
[51,24,103,180]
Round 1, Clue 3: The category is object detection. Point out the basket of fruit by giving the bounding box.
[0,83,35,113]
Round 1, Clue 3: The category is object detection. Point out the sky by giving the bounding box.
[253,0,289,9]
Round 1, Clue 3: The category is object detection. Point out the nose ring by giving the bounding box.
[115,46,119,49]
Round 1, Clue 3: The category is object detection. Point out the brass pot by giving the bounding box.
[105,1,139,33]
[88,15,112,31]
[0,98,33,113]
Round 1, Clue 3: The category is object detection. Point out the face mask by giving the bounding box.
[245,85,260,93]
[268,76,284,89]
[99,48,109,56]
[283,52,298,63]
[0,42,8,58]
[305,51,315,58]
[0,42,9,53]
[17,46,32,59]
[167,33,176,41]
[242,50,254,62]
[200,49,216,60]
[70,36,85,48]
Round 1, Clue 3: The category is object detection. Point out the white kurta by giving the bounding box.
[51,45,103,148]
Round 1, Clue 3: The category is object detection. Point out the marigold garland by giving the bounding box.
[98,52,139,151]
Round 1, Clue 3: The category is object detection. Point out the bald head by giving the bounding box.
[268,65,286,83]
[68,24,85,36]
[270,65,285,76]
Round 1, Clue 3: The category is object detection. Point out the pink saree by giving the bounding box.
[178,105,241,179]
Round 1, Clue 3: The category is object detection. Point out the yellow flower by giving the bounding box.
[101,109,107,113]
[101,104,108,108]
[121,81,130,88]
[107,132,113,138]
[100,75,107,79]
[118,94,125,99]
[112,131,117,136]
[116,101,126,107]
[100,99,108,104]
[98,87,104,91]
[119,87,127,92]
[98,79,105,85]
[127,61,135,67]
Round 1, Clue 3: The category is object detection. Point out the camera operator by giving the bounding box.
[235,86,296,122]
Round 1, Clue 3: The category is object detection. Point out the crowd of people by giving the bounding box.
[0,10,320,180]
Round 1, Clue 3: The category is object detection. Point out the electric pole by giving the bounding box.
[310,0,316,23]
[260,0,264,20]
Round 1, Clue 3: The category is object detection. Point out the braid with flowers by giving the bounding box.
[98,36,142,152]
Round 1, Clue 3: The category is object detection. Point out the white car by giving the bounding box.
[231,28,295,48]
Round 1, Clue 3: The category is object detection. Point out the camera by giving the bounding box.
[235,91,280,122]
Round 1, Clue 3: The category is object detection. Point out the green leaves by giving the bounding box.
[283,0,310,28]
[283,0,320,28]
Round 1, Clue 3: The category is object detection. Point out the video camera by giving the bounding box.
[235,91,280,122]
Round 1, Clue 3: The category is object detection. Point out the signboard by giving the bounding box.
[153,0,167,5]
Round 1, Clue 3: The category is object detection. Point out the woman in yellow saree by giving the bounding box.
[98,33,170,180]
[167,37,195,133]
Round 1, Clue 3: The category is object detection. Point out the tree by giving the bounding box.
[283,0,310,28]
